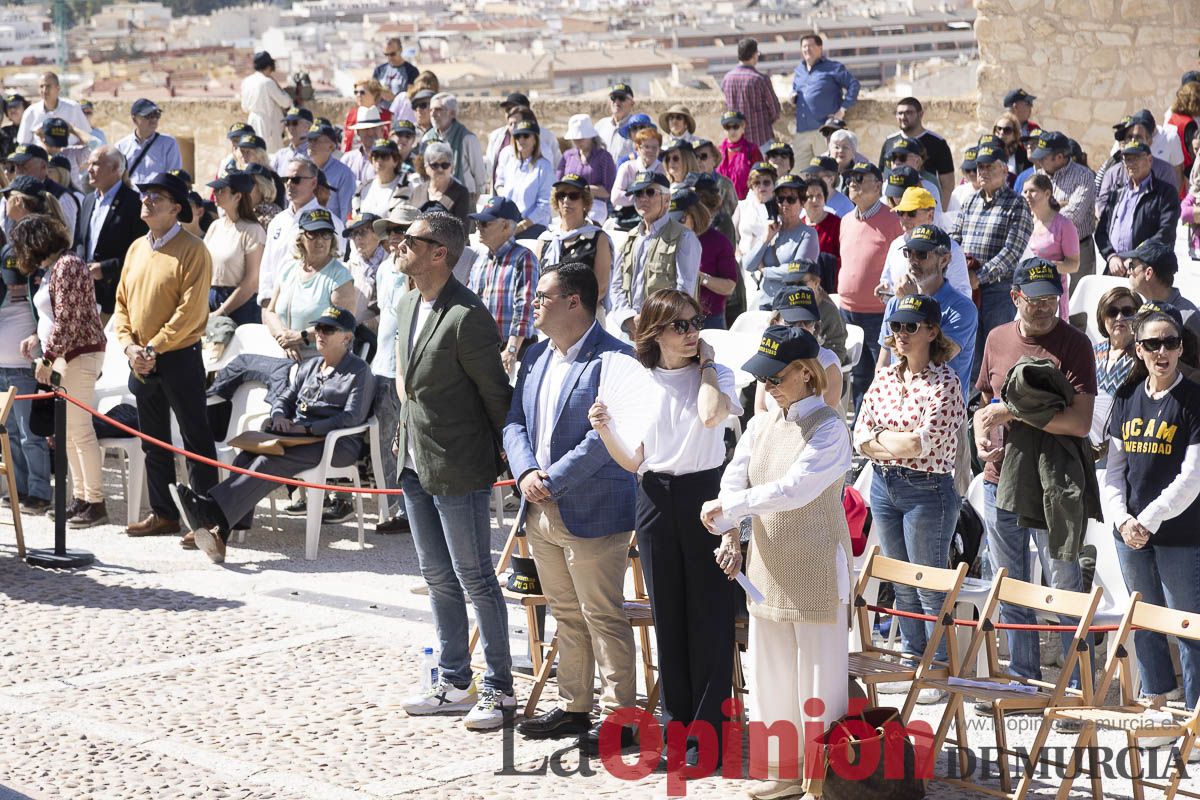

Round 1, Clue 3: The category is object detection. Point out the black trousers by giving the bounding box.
[637,468,737,753]
[128,342,218,520]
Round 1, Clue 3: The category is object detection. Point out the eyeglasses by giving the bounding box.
[314,324,341,335]
[752,179,774,188]
[633,189,663,199]
[353,90,368,96]
[888,321,924,334]
[994,126,1015,134]
[901,247,932,260]
[668,316,705,334]
[284,175,314,184]
[896,210,921,218]
[665,154,682,162]
[1139,336,1183,352]
[533,291,569,304]
[557,191,582,201]
[1018,292,1059,308]
[1104,305,1138,319]
[759,370,787,386]
[303,229,332,239]
[412,101,430,110]
[846,174,868,184]
[776,194,800,204]
[696,152,712,161]
[426,161,452,171]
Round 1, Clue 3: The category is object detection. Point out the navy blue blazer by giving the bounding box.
[503,323,637,538]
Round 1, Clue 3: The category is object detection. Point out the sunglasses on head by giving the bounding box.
[668,316,705,335]
[1139,336,1183,352]
[557,190,582,201]
[888,321,924,334]
[1105,305,1138,319]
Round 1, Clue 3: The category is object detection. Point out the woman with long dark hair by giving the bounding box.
[204,171,265,325]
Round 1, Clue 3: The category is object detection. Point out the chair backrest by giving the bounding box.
[966,472,986,521]
[212,324,286,373]
[862,548,969,595]
[223,381,271,444]
[996,575,1102,619]
[0,387,15,426]
[699,329,760,389]
[1067,274,1128,343]
[730,309,773,336]
[844,324,865,369]
[1175,272,1200,310]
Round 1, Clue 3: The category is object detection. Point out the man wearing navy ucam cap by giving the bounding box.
[114,99,182,184]
[609,171,700,336]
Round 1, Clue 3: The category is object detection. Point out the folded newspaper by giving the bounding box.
[228,430,324,456]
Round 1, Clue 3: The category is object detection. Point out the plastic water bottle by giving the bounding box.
[419,647,439,691]
[989,398,1005,449]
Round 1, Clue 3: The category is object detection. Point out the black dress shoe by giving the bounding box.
[375,514,410,534]
[516,708,592,739]
[579,719,637,756]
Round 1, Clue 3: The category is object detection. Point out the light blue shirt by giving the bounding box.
[827,190,854,218]
[87,181,121,261]
[148,223,182,251]
[316,156,358,223]
[1109,173,1151,255]
[371,259,408,379]
[499,156,553,226]
[115,132,183,184]
[275,258,353,333]
[879,280,978,400]
[744,220,820,306]
[791,57,860,133]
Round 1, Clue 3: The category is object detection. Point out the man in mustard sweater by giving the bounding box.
[113,171,218,540]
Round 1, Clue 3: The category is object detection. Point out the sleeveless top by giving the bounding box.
[746,404,853,626]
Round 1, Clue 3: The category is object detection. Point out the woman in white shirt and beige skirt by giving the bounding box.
[702,325,852,800]
[589,288,743,768]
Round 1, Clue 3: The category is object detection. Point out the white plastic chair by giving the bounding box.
[729,309,773,337]
[698,329,760,389]
[99,436,149,526]
[1067,274,1127,343]
[843,324,865,376]
[1175,272,1200,309]
[207,323,287,373]
[210,382,272,481]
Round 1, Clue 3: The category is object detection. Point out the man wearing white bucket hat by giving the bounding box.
[558,114,617,223]
[343,105,389,186]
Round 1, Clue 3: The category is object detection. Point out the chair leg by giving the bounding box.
[353,478,365,549]
[127,450,146,527]
[368,424,389,522]
[3,436,24,558]
[522,633,559,718]
[305,487,324,560]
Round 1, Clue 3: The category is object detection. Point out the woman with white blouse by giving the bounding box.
[853,294,965,674]
[496,118,553,240]
[701,325,852,800]
[732,162,776,262]
[589,288,742,768]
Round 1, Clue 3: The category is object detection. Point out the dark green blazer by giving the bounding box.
[395,275,512,495]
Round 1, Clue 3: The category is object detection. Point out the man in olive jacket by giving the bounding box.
[392,209,516,731]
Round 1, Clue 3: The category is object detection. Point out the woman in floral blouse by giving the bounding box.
[853,294,965,682]
[10,214,108,527]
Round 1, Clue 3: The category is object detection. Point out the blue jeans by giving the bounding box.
[1114,536,1200,709]
[983,480,1088,685]
[0,366,50,501]
[974,282,1016,383]
[870,466,958,662]
[400,469,512,694]
[840,309,883,418]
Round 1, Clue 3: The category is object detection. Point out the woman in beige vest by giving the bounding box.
[701,325,852,800]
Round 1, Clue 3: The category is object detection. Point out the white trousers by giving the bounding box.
[748,607,850,784]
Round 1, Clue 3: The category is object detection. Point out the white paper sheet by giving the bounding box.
[737,572,765,604]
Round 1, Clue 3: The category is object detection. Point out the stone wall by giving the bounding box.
[89,95,985,185]
[974,0,1199,166]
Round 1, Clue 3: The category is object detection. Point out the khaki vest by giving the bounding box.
[746,405,853,626]
[619,217,688,300]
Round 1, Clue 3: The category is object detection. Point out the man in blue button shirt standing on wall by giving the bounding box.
[790,34,861,166]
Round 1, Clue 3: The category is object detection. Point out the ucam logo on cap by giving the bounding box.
[898,295,926,312]
[910,226,935,241]
[1027,263,1056,282]
[322,306,342,319]
[758,336,780,356]
[308,209,332,222]
[888,173,907,186]
[563,173,582,182]
[785,290,805,305]
[785,262,807,272]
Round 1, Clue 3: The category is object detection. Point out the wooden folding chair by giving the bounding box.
[914,571,1103,798]
[0,388,25,558]
[1047,592,1200,800]
[850,545,969,722]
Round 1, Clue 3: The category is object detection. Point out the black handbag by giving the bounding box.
[29,383,56,437]
[814,707,927,800]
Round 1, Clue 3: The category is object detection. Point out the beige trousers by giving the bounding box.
[791,129,828,166]
[59,351,104,503]
[525,501,637,713]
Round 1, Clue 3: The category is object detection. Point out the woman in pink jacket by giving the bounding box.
[716,110,764,200]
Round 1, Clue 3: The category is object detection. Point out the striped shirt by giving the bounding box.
[721,64,781,146]
[1044,160,1097,238]
[468,238,538,340]
[950,186,1033,286]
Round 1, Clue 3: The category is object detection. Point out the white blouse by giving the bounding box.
[639,363,743,476]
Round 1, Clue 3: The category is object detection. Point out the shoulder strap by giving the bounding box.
[127,132,159,177]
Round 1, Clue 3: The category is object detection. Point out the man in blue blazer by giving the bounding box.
[503,263,640,753]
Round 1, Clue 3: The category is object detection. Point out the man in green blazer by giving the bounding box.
[392,209,515,731]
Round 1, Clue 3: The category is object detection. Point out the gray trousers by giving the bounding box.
[209,438,360,538]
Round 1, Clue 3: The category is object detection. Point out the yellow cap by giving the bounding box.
[894,187,936,212]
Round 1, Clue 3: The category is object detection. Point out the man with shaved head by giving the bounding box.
[78,145,148,316]
[16,72,90,146]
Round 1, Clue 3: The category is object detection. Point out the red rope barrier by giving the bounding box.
[866,603,1120,633]
[26,388,515,496]
[15,392,54,401]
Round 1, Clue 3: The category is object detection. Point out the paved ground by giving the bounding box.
[1,457,1198,799]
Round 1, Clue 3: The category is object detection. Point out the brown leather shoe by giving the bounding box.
[179,530,197,549]
[126,513,181,537]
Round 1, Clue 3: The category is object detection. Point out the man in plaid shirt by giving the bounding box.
[468,196,538,374]
[721,38,781,148]
[950,137,1033,375]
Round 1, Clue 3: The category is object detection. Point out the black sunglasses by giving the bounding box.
[426,162,452,170]
[888,321,924,334]
[633,188,662,199]
[759,371,787,386]
[901,247,932,260]
[896,210,921,218]
[557,191,582,201]
[846,174,867,184]
[314,324,341,334]
[776,194,800,204]
[403,233,443,248]
[1138,336,1183,352]
[1105,305,1138,319]
[668,316,705,334]
[284,175,314,184]
[412,101,430,110]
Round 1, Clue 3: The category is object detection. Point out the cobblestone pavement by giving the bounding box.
[0,461,1196,799]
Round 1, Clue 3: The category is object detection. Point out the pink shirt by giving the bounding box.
[716,138,764,200]
[1026,212,1079,319]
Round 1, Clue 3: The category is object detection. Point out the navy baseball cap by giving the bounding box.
[7,144,48,164]
[512,119,539,137]
[391,119,417,136]
[720,110,746,128]
[886,137,925,159]
[888,294,941,325]
[628,171,670,193]
[312,305,356,332]
[370,138,399,157]
[136,171,192,223]
[668,189,700,221]
[1119,140,1151,158]
[297,208,336,232]
[609,82,633,100]
[130,98,161,117]
[847,160,882,179]
[206,171,256,195]
[801,156,838,174]
[742,326,820,379]
[773,286,820,323]
[1003,88,1036,107]
[661,137,694,154]
[227,122,255,140]
[285,106,314,124]
[774,174,806,193]
[1012,257,1063,297]
[973,142,1005,165]
[236,134,267,151]
[884,166,921,198]
[0,175,46,196]
[469,196,522,223]
[686,171,718,193]
[344,212,382,236]
[782,260,820,284]
[904,224,952,252]
[818,116,846,135]
[765,140,794,158]
[1138,300,1184,330]
[1030,131,1070,160]
[38,117,70,147]
[961,147,979,171]
[502,91,531,109]
[1121,240,1178,276]
[553,173,588,191]
[748,160,777,177]
[305,123,340,142]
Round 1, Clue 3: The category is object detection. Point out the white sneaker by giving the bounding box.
[401,679,477,716]
[915,688,947,704]
[1139,708,1177,748]
[876,680,911,695]
[463,687,516,731]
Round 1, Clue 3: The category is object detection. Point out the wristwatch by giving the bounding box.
[506,344,518,355]
[300,329,311,346]
[700,360,717,371]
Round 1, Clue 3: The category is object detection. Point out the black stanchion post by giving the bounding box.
[27,390,94,568]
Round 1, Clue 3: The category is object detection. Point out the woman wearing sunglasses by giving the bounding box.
[743,174,819,309]
[732,162,777,266]
[992,112,1031,180]
[1090,286,1143,452]
[702,325,852,798]
[661,138,700,186]
[755,285,842,411]
[536,175,613,313]
[1103,302,1200,713]
[495,118,552,240]
[343,79,392,152]
[409,140,471,233]
[590,288,743,769]
[852,295,965,679]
